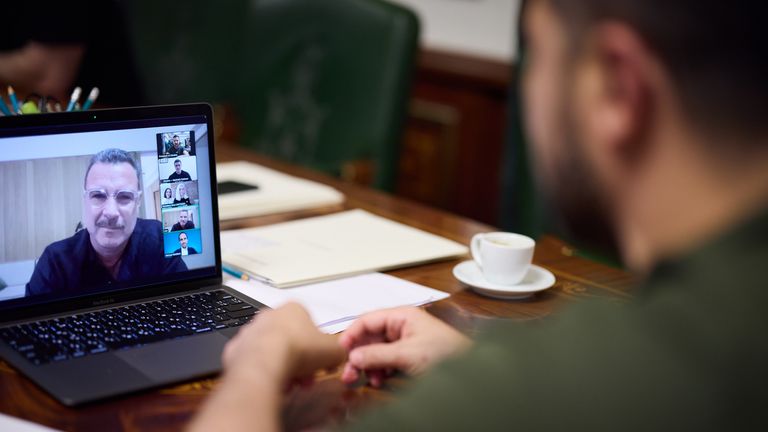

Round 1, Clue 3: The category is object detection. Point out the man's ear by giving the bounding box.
[586,21,654,161]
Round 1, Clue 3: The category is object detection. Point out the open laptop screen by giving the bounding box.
[0,111,219,311]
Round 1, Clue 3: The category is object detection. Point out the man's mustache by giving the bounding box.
[95,219,124,229]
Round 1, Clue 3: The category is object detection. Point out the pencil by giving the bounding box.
[82,87,99,110]
[7,86,19,114]
[0,94,11,116]
[65,87,81,112]
[223,265,250,281]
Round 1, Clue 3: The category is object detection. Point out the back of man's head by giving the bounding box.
[546,0,768,148]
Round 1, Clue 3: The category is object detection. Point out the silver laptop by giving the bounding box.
[0,104,266,406]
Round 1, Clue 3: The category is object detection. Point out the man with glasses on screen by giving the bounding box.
[26,149,187,297]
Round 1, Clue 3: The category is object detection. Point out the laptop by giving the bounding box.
[0,104,267,406]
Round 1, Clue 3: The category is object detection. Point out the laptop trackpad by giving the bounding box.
[115,332,229,382]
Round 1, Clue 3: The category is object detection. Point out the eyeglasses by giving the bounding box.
[84,188,141,207]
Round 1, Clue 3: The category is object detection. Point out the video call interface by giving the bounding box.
[0,121,217,306]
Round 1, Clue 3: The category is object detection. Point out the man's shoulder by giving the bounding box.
[135,218,162,230]
[133,219,163,240]
[41,229,90,257]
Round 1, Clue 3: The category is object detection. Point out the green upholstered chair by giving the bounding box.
[124,0,419,192]
[233,0,418,191]
[124,0,251,105]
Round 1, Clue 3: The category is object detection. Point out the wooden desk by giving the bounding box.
[0,146,635,431]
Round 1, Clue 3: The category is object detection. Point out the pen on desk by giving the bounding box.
[81,87,99,110]
[65,87,81,112]
[319,315,359,329]
[318,297,437,329]
[223,265,250,281]
[7,86,20,114]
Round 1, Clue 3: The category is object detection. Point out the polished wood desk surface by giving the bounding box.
[0,145,635,431]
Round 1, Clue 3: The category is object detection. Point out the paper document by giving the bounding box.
[226,273,450,333]
[216,161,344,220]
[0,413,60,432]
[220,209,469,287]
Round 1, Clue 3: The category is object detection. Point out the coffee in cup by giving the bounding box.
[470,232,535,285]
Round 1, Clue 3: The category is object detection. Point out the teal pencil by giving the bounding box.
[7,86,19,114]
[82,87,99,110]
[0,94,11,116]
[65,87,81,112]
[223,265,250,281]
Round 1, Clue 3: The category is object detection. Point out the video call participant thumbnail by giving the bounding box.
[174,182,192,205]
[173,232,198,256]
[171,209,195,231]
[157,131,195,157]
[26,149,187,297]
[161,186,174,206]
[168,159,192,182]
[166,135,188,156]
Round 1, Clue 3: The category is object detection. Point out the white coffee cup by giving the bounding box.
[470,232,535,285]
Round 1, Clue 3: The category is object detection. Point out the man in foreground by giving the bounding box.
[191,0,768,430]
[27,149,187,296]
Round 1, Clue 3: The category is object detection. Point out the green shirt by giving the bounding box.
[344,210,768,431]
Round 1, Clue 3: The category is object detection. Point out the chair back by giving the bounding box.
[125,0,419,191]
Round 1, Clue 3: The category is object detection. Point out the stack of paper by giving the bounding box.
[220,209,469,288]
[0,413,59,432]
[226,273,450,333]
[216,161,345,220]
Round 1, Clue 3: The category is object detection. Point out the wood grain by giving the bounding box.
[0,145,635,431]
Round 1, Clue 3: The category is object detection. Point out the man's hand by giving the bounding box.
[339,307,471,387]
[222,302,345,385]
[189,303,345,432]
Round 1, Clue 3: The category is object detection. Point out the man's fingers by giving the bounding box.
[348,343,409,371]
[367,369,386,388]
[339,332,387,354]
[339,307,421,349]
[341,363,360,384]
[339,312,396,349]
[294,334,346,377]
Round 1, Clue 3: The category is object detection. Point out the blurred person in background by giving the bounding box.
[0,1,142,107]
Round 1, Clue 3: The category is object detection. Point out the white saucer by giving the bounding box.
[452,260,556,300]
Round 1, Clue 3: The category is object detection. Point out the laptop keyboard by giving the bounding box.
[0,290,259,366]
